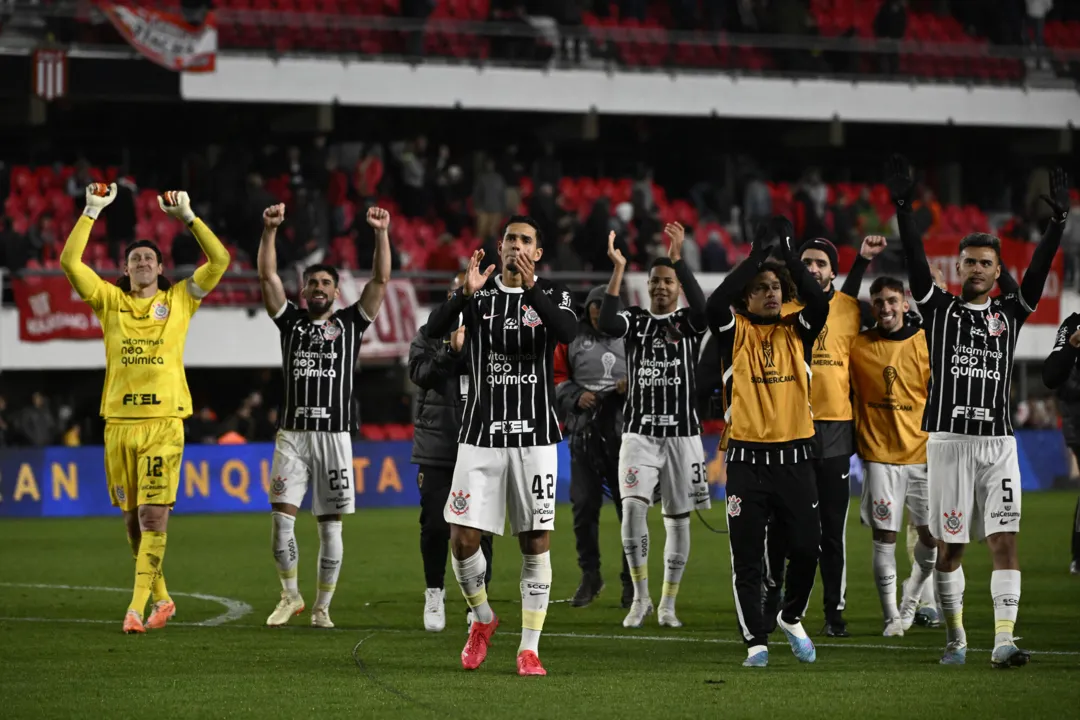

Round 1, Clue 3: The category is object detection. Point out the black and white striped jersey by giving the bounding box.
[456,276,576,448]
[608,306,706,437]
[915,284,1029,436]
[273,301,371,433]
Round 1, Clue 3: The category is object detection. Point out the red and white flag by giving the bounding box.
[96,2,217,73]
[33,49,67,101]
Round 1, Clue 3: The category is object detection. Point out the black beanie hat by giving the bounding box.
[798,237,839,274]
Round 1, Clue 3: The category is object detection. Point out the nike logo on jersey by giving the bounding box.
[812,502,819,509]
[841,473,850,480]
[999,518,1013,525]
[483,313,498,320]
[540,517,553,524]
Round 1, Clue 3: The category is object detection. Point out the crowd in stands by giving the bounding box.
[3,134,1079,299]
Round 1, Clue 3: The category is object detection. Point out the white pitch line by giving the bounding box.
[0,582,252,626]
[0,612,1076,658]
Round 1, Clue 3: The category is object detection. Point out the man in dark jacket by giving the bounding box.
[410,273,494,632]
[555,285,633,608]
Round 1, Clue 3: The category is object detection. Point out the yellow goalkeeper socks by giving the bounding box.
[130,531,170,604]
[129,531,168,617]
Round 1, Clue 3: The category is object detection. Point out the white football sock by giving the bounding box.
[315,521,343,608]
[452,549,493,623]
[621,499,650,601]
[872,540,899,621]
[660,515,690,610]
[271,511,299,594]
[991,569,1021,647]
[909,539,937,604]
[935,566,966,645]
[519,551,552,654]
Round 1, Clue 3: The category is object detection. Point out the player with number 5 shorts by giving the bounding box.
[597,224,709,630]
[60,184,230,634]
[887,155,1070,668]
[257,203,391,629]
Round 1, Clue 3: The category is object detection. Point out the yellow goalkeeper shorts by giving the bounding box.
[104,418,184,511]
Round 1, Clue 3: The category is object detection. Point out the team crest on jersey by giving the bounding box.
[151,301,169,321]
[115,486,125,502]
[271,477,286,496]
[322,323,342,342]
[624,467,639,488]
[417,472,424,490]
[522,305,542,328]
[985,312,1006,337]
[727,495,742,518]
[449,490,470,515]
[873,499,892,521]
[943,509,964,535]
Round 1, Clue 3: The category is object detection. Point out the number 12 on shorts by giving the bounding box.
[532,474,554,500]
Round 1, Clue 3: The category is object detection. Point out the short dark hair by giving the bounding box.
[648,257,675,273]
[302,263,340,286]
[503,215,543,247]
[958,232,1001,260]
[124,239,163,265]
[735,259,794,310]
[117,240,170,291]
[869,276,906,297]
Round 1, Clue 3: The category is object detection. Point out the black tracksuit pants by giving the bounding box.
[418,464,493,589]
[727,460,821,648]
[765,454,849,624]
[570,452,631,583]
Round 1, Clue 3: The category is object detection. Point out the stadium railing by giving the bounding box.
[5,2,1079,87]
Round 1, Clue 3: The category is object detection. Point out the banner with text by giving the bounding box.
[0,432,1065,518]
[97,2,218,72]
[12,275,102,342]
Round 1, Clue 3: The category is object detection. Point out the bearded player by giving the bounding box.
[258,203,391,628]
[60,183,230,633]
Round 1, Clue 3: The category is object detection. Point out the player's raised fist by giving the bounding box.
[860,235,888,260]
[83,183,117,218]
[263,203,286,228]
[157,190,196,224]
[607,231,626,269]
[366,206,391,230]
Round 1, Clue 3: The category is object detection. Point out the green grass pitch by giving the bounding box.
[2,493,1079,719]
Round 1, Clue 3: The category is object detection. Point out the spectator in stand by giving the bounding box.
[65,158,93,203]
[354,144,385,203]
[255,406,278,442]
[435,162,469,237]
[792,168,830,242]
[223,393,261,442]
[679,225,702,272]
[290,185,330,267]
[28,212,59,263]
[631,164,655,219]
[528,182,561,248]
[742,170,773,247]
[500,144,526,216]
[1026,0,1053,69]
[912,187,942,236]
[700,224,732,272]
[556,0,585,63]
[473,157,507,242]
[172,225,201,275]
[109,175,138,263]
[13,391,57,446]
[854,186,890,236]
[552,227,585,272]
[874,0,908,76]
[395,136,429,218]
[532,141,562,188]
[186,407,220,445]
[63,421,81,447]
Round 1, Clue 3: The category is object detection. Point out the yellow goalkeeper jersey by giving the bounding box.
[61,215,228,421]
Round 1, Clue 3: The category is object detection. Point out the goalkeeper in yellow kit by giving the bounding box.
[60,183,230,633]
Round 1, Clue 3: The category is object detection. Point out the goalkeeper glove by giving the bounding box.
[158,190,196,225]
[83,183,117,219]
